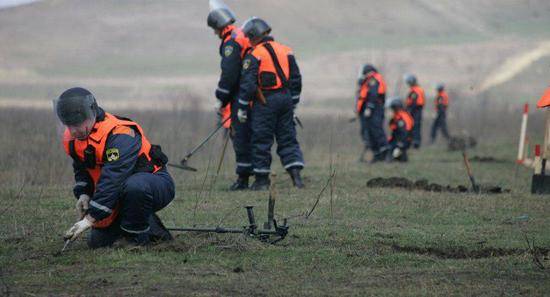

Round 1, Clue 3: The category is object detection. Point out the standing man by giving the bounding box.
[356,64,390,162]
[388,98,414,162]
[207,7,253,190]
[236,17,305,190]
[405,74,425,149]
[430,83,450,143]
[56,87,174,248]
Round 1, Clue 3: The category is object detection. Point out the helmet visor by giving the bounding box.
[53,98,96,141]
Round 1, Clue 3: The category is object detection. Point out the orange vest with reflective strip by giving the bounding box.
[434,90,449,110]
[62,113,161,228]
[356,72,387,113]
[251,40,293,90]
[406,85,425,107]
[220,26,251,128]
[390,110,414,132]
[223,26,251,59]
[538,87,550,108]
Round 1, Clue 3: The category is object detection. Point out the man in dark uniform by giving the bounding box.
[207,7,253,190]
[236,17,305,190]
[430,83,450,143]
[388,98,414,162]
[356,64,390,162]
[57,87,174,248]
[404,74,425,149]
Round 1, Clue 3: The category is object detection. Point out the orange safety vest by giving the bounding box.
[538,87,550,108]
[434,90,449,111]
[356,72,387,113]
[250,40,293,90]
[390,110,414,132]
[220,26,251,128]
[63,112,161,228]
[406,85,425,107]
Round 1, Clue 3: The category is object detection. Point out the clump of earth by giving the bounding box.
[366,177,510,194]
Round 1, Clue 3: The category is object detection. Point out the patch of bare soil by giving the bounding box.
[391,243,550,260]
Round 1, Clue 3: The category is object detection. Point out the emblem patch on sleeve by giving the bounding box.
[368,78,377,86]
[243,59,251,70]
[106,148,120,162]
[224,45,234,57]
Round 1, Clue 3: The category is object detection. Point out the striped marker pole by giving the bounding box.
[534,145,542,175]
[517,103,529,164]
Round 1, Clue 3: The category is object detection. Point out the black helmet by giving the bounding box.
[436,83,445,91]
[55,87,98,126]
[207,8,235,30]
[242,17,271,42]
[362,64,377,75]
[404,74,417,86]
[389,98,404,110]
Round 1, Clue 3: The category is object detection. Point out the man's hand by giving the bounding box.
[392,147,402,158]
[64,217,93,241]
[75,194,90,219]
[364,108,372,118]
[237,109,247,123]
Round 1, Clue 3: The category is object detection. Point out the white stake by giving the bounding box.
[517,103,529,164]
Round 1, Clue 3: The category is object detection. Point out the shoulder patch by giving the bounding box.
[398,120,405,128]
[410,93,418,100]
[368,77,377,87]
[112,126,135,137]
[105,148,120,162]
[224,45,234,57]
[243,58,251,70]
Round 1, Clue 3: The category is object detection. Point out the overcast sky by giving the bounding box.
[0,0,40,9]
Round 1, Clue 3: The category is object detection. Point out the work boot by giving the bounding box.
[370,149,388,164]
[147,213,173,242]
[288,168,305,189]
[250,174,270,191]
[229,175,249,191]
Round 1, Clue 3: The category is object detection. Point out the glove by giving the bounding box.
[64,217,93,241]
[237,109,247,123]
[364,108,372,118]
[75,194,90,219]
[392,147,402,158]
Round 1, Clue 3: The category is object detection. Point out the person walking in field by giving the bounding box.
[430,83,450,143]
[404,74,425,149]
[56,87,174,248]
[236,17,305,190]
[355,64,390,162]
[207,6,254,191]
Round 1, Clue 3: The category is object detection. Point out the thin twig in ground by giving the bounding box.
[523,233,545,270]
[306,170,336,219]
[192,149,213,225]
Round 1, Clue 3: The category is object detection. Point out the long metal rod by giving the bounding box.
[180,116,231,165]
[166,226,284,235]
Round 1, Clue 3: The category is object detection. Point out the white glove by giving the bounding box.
[364,108,372,118]
[75,194,90,219]
[392,147,402,158]
[64,217,93,241]
[237,109,247,123]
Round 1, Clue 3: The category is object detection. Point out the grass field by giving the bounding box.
[1,108,549,296]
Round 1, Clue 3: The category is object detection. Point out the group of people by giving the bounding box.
[57,9,307,249]
[208,8,305,191]
[355,65,450,162]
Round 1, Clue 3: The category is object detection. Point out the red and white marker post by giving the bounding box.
[517,103,529,164]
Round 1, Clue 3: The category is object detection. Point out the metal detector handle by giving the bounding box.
[179,116,230,165]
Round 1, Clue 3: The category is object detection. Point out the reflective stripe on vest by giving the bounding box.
[251,41,293,90]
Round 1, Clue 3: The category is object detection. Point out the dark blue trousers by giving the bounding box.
[359,113,371,149]
[88,168,175,248]
[230,103,253,176]
[250,91,304,175]
[409,107,423,148]
[365,104,389,154]
[430,111,449,142]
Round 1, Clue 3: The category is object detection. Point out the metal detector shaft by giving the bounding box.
[166,226,245,233]
[179,116,231,165]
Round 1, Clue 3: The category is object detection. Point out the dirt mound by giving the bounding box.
[448,136,477,151]
[470,156,507,163]
[366,177,510,194]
